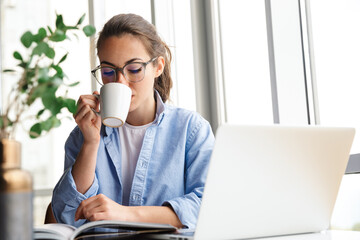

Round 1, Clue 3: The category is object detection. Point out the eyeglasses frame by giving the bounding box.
[91,57,158,85]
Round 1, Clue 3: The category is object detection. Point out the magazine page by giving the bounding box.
[34,220,176,239]
[71,220,177,240]
[34,223,76,240]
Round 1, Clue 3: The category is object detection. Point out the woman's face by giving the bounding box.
[97,34,164,116]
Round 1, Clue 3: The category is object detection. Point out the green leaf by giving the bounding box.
[41,117,53,131]
[83,25,96,37]
[18,62,27,68]
[41,88,62,115]
[65,26,78,30]
[51,65,63,75]
[21,68,36,93]
[34,28,47,43]
[30,116,62,138]
[25,68,36,82]
[77,13,86,25]
[32,42,50,56]
[32,42,54,59]
[36,109,45,119]
[47,26,53,35]
[55,14,66,31]
[49,29,66,42]
[3,69,15,73]
[29,123,42,138]
[13,51,23,61]
[67,81,80,87]
[58,53,68,64]
[46,47,55,59]
[27,84,47,105]
[48,116,61,128]
[21,31,33,48]
[63,98,77,114]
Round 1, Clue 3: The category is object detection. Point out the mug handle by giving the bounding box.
[91,93,101,116]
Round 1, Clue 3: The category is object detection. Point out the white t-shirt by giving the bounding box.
[119,121,153,205]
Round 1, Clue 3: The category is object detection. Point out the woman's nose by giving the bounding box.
[116,71,129,85]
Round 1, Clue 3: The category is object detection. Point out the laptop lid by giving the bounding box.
[194,124,355,240]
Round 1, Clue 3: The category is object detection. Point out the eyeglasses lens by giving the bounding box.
[99,67,116,84]
[124,63,145,82]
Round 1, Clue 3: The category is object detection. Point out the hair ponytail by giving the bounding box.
[154,42,172,102]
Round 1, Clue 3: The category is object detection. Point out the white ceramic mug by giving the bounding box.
[94,83,132,128]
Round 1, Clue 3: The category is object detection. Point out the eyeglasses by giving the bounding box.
[91,57,158,85]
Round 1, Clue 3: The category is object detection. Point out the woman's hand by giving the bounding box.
[74,194,183,228]
[75,194,130,222]
[71,91,101,194]
[74,91,101,144]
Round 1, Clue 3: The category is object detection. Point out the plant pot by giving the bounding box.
[0,139,33,239]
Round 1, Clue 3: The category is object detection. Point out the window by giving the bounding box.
[219,0,273,124]
[217,0,311,126]
[309,0,360,231]
[154,0,197,111]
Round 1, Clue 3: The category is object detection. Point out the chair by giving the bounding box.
[44,202,57,224]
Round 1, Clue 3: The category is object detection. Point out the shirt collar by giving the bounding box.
[154,90,166,125]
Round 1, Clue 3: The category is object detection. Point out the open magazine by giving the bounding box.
[34,220,177,240]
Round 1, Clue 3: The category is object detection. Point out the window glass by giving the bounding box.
[310,0,360,153]
[309,0,360,230]
[154,0,196,111]
[103,0,152,22]
[219,0,273,124]
[93,0,152,30]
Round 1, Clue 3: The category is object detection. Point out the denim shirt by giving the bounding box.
[52,92,215,229]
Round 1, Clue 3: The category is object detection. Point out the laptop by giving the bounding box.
[148,124,355,240]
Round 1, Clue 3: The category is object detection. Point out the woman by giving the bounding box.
[52,13,214,229]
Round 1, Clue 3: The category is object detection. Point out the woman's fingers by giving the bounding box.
[75,195,99,221]
[75,194,111,221]
[74,94,101,134]
[74,91,101,120]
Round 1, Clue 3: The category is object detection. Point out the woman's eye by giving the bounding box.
[128,67,142,74]
[102,69,114,76]
[126,63,144,75]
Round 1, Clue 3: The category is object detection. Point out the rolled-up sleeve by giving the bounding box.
[164,118,214,228]
[52,127,99,227]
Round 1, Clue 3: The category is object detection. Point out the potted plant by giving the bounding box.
[1,13,95,139]
[0,13,95,239]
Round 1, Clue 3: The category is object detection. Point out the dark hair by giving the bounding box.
[96,13,172,102]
